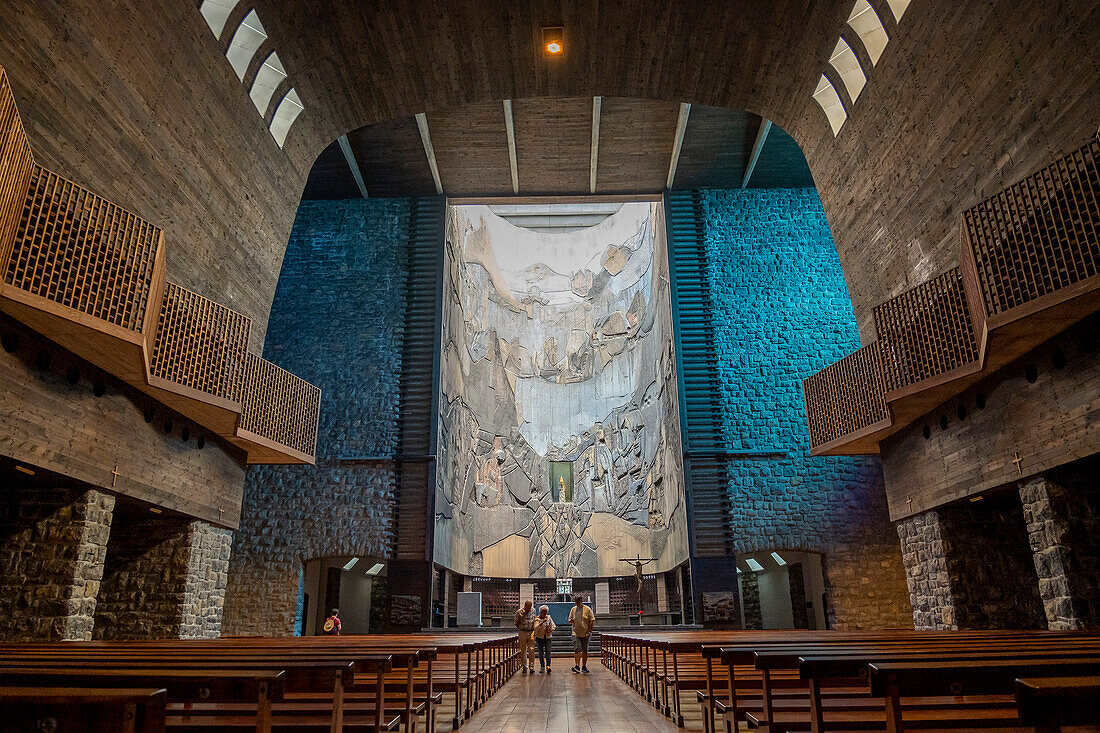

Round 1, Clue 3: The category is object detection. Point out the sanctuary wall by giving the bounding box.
[434,204,690,578]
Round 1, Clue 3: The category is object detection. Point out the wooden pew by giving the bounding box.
[0,632,518,733]
[0,668,283,732]
[1015,676,1100,732]
[870,658,1100,733]
[0,686,167,733]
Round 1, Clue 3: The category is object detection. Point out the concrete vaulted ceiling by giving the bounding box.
[0,0,1096,343]
[302,101,814,199]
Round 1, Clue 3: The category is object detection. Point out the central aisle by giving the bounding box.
[461,661,690,732]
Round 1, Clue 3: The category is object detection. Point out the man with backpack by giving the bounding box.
[323,608,342,635]
[513,600,536,673]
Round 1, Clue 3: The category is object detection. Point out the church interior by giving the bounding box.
[0,1,1098,730]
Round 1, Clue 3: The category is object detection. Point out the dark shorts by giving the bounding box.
[572,634,589,653]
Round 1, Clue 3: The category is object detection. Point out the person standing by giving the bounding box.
[323,608,342,635]
[513,599,537,673]
[532,605,556,673]
[568,595,595,673]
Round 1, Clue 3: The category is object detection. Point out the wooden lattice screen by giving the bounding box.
[873,268,979,393]
[963,137,1100,318]
[238,352,322,457]
[802,342,889,449]
[150,282,252,400]
[6,165,162,332]
[0,67,34,269]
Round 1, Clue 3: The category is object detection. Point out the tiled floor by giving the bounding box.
[459,661,688,732]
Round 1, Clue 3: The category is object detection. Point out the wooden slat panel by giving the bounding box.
[429,102,513,195]
[150,282,252,401]
[874,268,978,393]
[964,137,1100,317]
[238,352,321,459]
[346,118,437,198]
[802,342,889,450]
[5,165,162,333]
[512,97,591,194]
[0,67,34,269]
[671,106,753,191]
[594,97,679,193]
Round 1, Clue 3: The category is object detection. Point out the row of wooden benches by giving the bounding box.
[599,629,1100,732]
[0,632,522,732]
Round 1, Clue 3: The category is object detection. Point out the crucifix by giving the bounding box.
[905,495,913,511]
[1012,452,1023,474]
[619,555,655,624]
[110,463,120,488]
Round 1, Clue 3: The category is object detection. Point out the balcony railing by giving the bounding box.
[805,136,1100,455]
[0,64,319,465]
[803,342,890,451]
[150,282,252,402]
[0,68,33,269]
[963,137,1099,321]
[873,268,979,395]
[6,164,164,334]
[237,353,322,462]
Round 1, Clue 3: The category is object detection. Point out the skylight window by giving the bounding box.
[226,10,267,81]
[270,89,305,147]
[848,0,889,66]
[250,51,288,116]
[199,0,240,38]
[886,0,911,21]
[812,75,847,136]
[745,558,765,572]
[829,38,867,102]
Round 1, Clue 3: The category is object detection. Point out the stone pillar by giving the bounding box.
[94,516,232,639]
[0,487,115,641]
[898,496,1047,630]
[740,572,762,629]
[1019,474,1100,629]
[896,511,958,630]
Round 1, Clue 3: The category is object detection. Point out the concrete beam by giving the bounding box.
[337,134,369,199]
[590,96,602,194]
[503,99,519,194]
[414,112,443,195]
[666,103,691,190]
[741,117,773,189]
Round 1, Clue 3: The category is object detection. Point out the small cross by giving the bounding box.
[110,464,120,488]
[906,496,913,511]
[1012,452,1023,474]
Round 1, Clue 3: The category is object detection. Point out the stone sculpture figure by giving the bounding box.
[591,431,615,513]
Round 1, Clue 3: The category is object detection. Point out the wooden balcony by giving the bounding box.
[0,65,319,465]
[805,136,1100,455]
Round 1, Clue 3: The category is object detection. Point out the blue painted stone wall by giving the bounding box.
[225,199,409,635]
[700,188,912,629]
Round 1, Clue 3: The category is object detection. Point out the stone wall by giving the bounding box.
[1019,460,1100,630]
[224,199,409,636]
[898,494,1047,630]
[0,486,114,641]
[95,514,232,640]
[701,188,912,630]
[740,572,762,630]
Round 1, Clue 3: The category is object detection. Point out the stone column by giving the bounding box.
[1019,475,1100,629]
[896,511,958,630]
[94,516,232,639]
[740,571,762,629]
[0,487,115,641]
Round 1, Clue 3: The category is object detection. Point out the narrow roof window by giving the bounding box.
[886,0,911,21]
[848,0,889,66]
[250,51,287,116]
[226,10,267,81]
[829,38,867,102]
[269,89,304,147]
[199,0,240,38]
[812,75,847,136]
